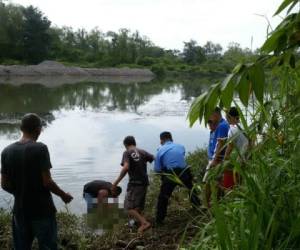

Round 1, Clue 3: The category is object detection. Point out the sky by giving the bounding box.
[9,0,283,50]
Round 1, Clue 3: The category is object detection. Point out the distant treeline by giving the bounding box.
[0,1,257,74]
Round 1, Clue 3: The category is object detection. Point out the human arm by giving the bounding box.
[1,174,14,194]
[211,123,229,166]
[111,162,129,191]
[224,142,234,160]
[1,151,14,194]
[211,138,226,166]
[42,169,73,203]
[145,151,155,164]
[154,151,162,172]
[39,145,72,203]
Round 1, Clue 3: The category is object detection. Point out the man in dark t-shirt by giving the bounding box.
[112,136,154,234]
[1,113,73,250]
[83,180,122,204]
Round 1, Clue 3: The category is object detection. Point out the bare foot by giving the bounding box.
[137,221,151,234]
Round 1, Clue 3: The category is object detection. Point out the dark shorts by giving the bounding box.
[124,185,147,210]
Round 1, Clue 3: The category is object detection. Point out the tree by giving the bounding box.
[203,41,222,59]
[22,6,51,63]
[0,2,24,61]
[182,40,206,65]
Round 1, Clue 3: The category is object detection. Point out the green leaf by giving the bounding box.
[287,0,299,14]
[232,63,245,74]
[274,0,295,16]
[249,63,265,104]
[213,204,233,250]
[237,72,251,106]
[261,30,285,53]
[204,83,221,123]
[221,74,235,91]
[221,77,235,109]
[188,92,207,127]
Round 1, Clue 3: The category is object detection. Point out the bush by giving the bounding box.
[151,64,166,77]
[0,59,23,65]
[186,148,208,182]
[137,57,157,66]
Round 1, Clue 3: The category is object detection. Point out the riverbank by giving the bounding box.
[0,61,155,86]
[0,61,155,77]
[0,149,208,250]
[0,60,228,87]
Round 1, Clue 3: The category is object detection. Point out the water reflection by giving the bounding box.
[0,77,216,114]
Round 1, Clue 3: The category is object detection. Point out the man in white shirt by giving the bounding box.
[225,107,249,160]
[223,107,249,188]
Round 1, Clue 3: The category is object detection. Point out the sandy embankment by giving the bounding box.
[0,61,155,86]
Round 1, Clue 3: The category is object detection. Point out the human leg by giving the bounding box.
[127,209,151,233]
[180,169,201,207]
[125,185,150,233]
[156,176,176,224]
[12,215,33,250]
[32,215,58,250]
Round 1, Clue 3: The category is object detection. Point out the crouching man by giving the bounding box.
[83,180,122,211]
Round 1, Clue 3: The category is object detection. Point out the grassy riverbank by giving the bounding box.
[0,149,208,250]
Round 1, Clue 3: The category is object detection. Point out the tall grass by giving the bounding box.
[185,0,300,249]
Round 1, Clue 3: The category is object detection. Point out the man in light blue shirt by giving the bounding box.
[154,131,200,224]
[154,140,186,172]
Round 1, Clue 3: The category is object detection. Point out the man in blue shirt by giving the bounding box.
[210,107,230,167]
[155,131,200,224]
[203,119,217,183]
[204,107,230,205]
[207,120,217,162]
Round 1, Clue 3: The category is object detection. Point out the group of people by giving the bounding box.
[0,106,248,249]
[84,131,200,234]
[204,107,249,204]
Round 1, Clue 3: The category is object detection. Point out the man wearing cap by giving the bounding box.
[1,113,73,250]
[154,131,200,224]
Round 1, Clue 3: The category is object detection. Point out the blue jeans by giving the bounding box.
[12,215,57,250]
[83,192,97,212]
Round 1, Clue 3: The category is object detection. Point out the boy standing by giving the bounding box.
[112,136,154,233]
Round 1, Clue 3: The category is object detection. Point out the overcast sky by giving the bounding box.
[10,0,283,50]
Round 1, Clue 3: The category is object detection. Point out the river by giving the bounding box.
[0,76,216,216]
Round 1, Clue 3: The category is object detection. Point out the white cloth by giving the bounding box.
[228,125,249,156]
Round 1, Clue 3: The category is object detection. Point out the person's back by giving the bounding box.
[155,141,186,172]
[2,141,56,219]
[123,147,153,186]
[1,113,73,250]
[83,180,113,197]
[228,124,249,156]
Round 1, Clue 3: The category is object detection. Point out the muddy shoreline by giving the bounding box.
[0,61,155,86]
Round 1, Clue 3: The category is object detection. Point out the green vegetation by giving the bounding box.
[187,0,300,249]
[0,1,256,75]
[0,0,299,249]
